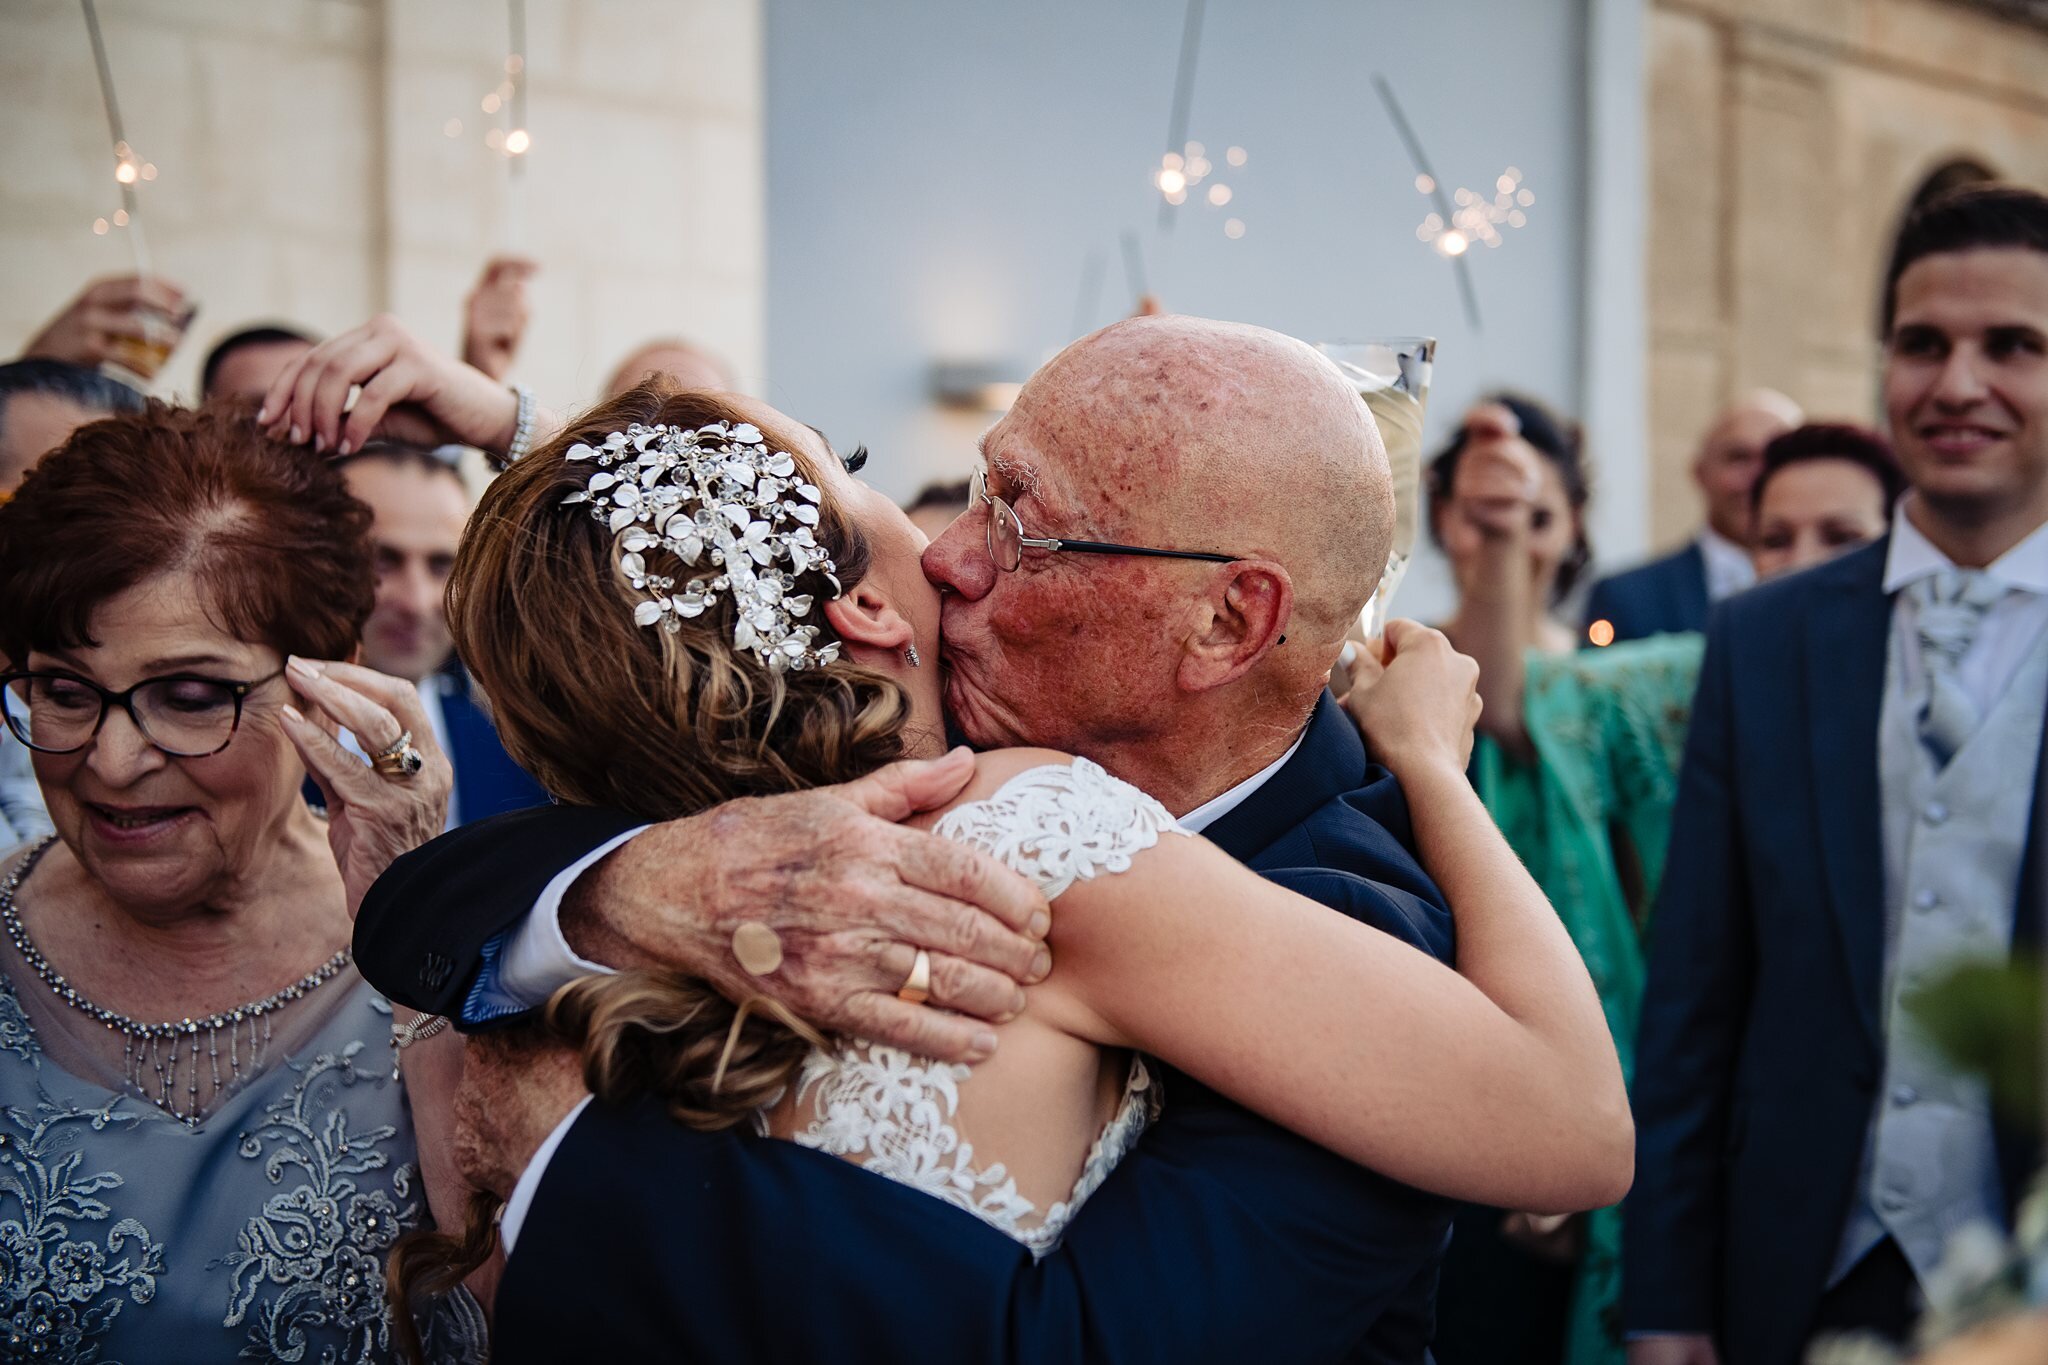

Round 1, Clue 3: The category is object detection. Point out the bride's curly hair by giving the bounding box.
[386,382,911,1357]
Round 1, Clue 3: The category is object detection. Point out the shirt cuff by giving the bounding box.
[458,825,649,1025]
[499,1094,595,1255]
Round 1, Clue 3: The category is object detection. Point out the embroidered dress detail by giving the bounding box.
[930,757,1187,898]
[788,759,1186,1254]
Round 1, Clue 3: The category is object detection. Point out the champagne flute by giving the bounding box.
[1313,338,1436,639]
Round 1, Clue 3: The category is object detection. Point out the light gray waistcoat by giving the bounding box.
[1831,617,2048,1291]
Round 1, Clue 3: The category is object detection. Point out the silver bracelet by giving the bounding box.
[390,1011,451,1079]
[503,382,537,466]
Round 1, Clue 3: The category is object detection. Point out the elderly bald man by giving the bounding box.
[1583,390,1804,643]
[287,311,1467,1359]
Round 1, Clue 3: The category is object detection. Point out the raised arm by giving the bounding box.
[1034,622,1631,1212]
[1438,430,1555,759]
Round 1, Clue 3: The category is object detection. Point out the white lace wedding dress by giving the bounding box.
[774,757,1190,1257]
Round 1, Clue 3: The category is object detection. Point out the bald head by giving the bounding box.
[1009,315,1392,654]
[604,340,734,398]
[1694,388,1804,543]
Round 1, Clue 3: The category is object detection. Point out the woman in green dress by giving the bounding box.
[1399,401,1903,1365]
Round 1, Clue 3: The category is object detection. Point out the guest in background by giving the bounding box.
[1627,183,2048,1365]
[0,358,147,849]
[1750,423,1904,580]
[337,444,547,828]
[0,401,479,1362]
[1582,389,1803,643]
[201,324,317,403]
[0,357,146,500]
[1414,393,1609,1365]
[1402,404,1906,1365]
[903,476,972,541]
[18,275,192,377]
[603,337,733,397]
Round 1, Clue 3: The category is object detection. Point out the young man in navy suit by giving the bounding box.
[339,444,545,826]
[1582,391,1801,643]
[1626,185,2048,1365]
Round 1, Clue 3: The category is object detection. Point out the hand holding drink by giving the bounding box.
[23,275,194,386]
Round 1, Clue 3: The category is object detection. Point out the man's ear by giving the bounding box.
[1177,561,1292,693]
[822,581,914,654]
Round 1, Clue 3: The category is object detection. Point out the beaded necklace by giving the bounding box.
[0,837,353,1127]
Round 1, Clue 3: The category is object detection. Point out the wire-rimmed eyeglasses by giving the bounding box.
[969,467,1242,573]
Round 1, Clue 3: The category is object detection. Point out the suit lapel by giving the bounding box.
[1803,542,1894,1050]
[1202,696,1359,863]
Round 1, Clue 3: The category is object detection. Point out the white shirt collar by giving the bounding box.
[1882,498,2048,596]
[1177,731,1306,834]
[1697,526,1757,602]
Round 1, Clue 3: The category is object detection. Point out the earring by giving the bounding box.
[905,645,921,668]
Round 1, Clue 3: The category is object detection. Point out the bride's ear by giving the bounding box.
[823,581,914,653]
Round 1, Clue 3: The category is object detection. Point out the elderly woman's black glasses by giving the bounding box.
[968,468,1241,573]
[1,668,288,757]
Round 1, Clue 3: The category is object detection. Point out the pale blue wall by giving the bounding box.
[765,0,1595,621]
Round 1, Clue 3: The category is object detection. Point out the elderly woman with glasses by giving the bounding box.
[0,403,482,1363]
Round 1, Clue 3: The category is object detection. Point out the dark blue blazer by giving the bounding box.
[436,668,548,823]
[1623,539,2047,1365]
[363,696,1458,1363]
[1582,541,1710,644]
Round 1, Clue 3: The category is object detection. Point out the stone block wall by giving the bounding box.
[1644,0,2048,546]
[0,0,763,411]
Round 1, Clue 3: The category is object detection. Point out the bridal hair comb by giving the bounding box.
[562,421,844,672]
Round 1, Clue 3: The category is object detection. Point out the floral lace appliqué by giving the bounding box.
[216,1041,483,1364]
[0,1091,165,1365]
[930,756,1187,899]
[790,759,1182,1255]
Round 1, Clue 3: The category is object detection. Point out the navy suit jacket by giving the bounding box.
[437,668,548,823]
[1582,541,1710,644]
[359,696,1459,1362]
[1623,539,2047,1365]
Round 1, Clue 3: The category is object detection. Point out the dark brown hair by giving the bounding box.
[1752,422,1905,512]
[0,400,373,663]
[1883,183,2048,336]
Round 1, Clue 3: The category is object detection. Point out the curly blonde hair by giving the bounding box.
[386,384,908,1355]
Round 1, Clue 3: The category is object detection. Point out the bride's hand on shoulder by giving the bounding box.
[1342,620,1481,778]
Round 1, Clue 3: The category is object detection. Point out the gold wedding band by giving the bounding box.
[732,921,784,977]
[897,948,932,1005]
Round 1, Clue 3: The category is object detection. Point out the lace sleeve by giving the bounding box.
[931,758,1191,900]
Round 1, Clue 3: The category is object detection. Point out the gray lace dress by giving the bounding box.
[0,856,483,1364]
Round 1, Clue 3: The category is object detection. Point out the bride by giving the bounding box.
[385,378,1631,1336]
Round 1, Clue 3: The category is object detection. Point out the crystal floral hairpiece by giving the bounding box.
[562,421,844,672]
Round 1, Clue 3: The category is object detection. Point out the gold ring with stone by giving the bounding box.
[897,948,932,1005]
[370,730,424,779]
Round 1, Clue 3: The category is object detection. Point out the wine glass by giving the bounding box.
[1313,338,1436,639]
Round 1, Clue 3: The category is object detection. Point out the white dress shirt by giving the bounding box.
[1697,526,1758,604]
[1881,500,2048,711]
[494,732,1308,1256]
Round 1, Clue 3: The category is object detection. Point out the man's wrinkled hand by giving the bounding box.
[562,748,1051,1064]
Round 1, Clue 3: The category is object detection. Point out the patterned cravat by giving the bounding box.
[1909,568,2007,767]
